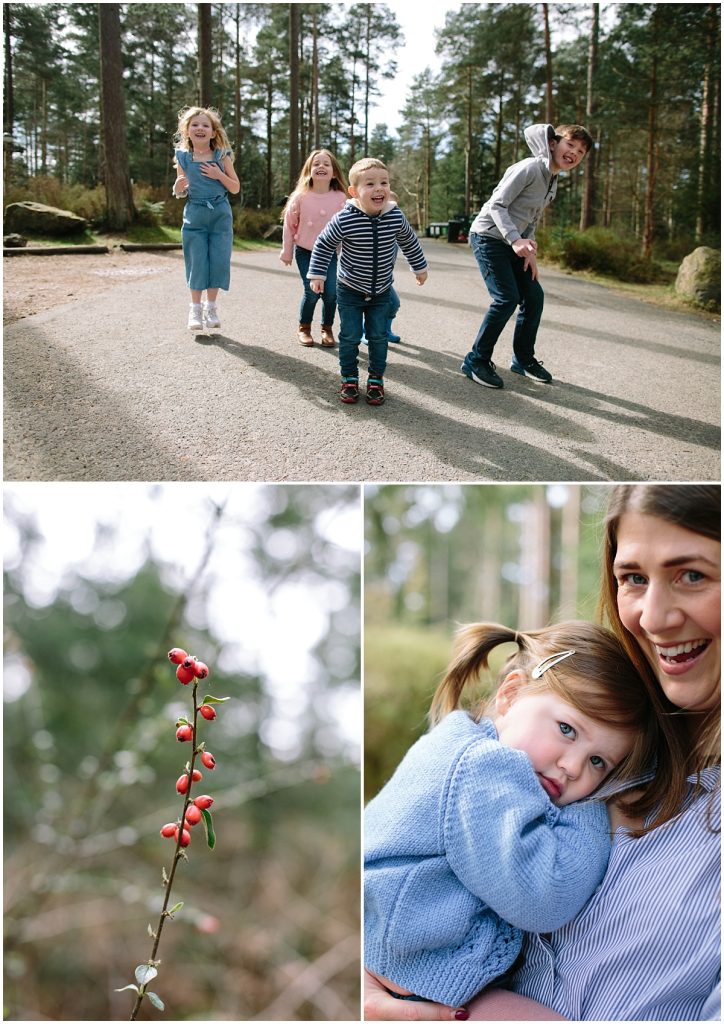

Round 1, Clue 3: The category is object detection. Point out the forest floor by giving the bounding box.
[3,240,720,482]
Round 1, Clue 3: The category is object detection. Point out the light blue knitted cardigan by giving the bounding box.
[364,711,612,1006]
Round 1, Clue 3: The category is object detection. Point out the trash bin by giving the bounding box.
[447,220,463,243]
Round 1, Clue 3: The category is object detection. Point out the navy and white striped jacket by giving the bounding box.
[308,200,427,298]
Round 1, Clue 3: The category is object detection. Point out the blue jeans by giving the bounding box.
[336,281,390,378]
[295,246,338,326]
[181,197,233,291]
[463,232,544,370]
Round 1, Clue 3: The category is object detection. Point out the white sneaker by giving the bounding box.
[203,302,221,329]
[187,303,203,331]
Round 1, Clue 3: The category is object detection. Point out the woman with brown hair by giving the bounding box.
[364,484,720,1022]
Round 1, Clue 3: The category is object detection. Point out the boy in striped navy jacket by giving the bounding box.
[309,158,428,405]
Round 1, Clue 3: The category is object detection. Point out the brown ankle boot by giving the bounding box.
[320,325,336,347]
[297,323,314,346]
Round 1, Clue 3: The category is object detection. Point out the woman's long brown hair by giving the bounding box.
[598,484,720,829]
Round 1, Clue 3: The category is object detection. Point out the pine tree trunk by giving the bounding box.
[3,3,14,190]
[197,3,212,106]
[541,3,554,123]
[641,8,659,261]
[580,3,598,230]
[289,3,300,188]
[98,3,135,230]
[695,3,717,241]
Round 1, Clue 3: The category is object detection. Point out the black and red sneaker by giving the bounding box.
[340,377,359,403]
[366,377,385,406]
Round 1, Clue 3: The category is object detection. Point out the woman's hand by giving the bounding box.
[363,970,465,1021]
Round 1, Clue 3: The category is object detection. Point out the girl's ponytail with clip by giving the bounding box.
[429,623,522,727]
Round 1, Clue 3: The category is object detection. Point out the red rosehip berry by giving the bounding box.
[176,771,200,793]
[176,725,193,742]
[193,794,214,809]
[160,823,177,837]
[199,704,216,721]
[168,648,188,665]
[191,768,202,781]
[176,664,195,685]
[182,656,197,670]
[193,661,209,679]
[184,804,202,826]
[200,751,216,770]
[176,827,191,847]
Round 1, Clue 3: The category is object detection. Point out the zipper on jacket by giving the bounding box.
[371,216,379,297]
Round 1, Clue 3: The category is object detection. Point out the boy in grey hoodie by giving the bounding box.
[461,123,592,389]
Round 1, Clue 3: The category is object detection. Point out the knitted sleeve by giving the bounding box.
[308,212,345,280]
[281,196,301,262]
[485,163,538,244]
[443,741,611,933]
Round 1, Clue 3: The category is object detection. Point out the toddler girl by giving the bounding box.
[364,620,657,1008]
[280,149,348,347]
[172,106,240,332]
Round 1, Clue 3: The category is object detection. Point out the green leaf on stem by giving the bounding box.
[176,716,191,727]
[135,964,158,986]
[168,901,184,915]
[201,808,216,849]
[115,984,139,994]
[147,991,165,1011]
[147,924,156,938]
[201,694,230,705]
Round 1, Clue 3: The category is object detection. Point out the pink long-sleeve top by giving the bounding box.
[281,189,347,261]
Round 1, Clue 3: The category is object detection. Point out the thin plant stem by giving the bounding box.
[129,682,201,1021]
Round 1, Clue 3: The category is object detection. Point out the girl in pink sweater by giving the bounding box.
[280,149,348,347]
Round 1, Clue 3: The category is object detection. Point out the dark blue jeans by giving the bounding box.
[463,232,544,370]
[295,246,338,325]
[336,281,390,379]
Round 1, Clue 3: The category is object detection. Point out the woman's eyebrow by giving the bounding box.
[614,554,719,569]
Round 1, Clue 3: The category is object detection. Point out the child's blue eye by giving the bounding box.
[590,755,606,770]
[559,722,575,737]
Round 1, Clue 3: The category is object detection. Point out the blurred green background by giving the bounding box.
[4,483,361,1021]
[364,484,613,802]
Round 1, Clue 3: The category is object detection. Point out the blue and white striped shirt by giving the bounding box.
[308,200,427,298]
[510,766,721,1021]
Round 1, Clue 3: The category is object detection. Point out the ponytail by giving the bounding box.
[429,623,521,726]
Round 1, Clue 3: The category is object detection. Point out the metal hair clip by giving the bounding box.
[531,649,576,679]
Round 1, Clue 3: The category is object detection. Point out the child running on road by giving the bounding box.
[365,620,656,1008]
[172,106,240,332]
[308,158,428,406]
[280,149,348,347]
[461,123,592,389]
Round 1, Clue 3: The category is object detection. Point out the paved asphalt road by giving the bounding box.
[4,241,720,482]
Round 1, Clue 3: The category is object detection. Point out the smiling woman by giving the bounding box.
[364,483,720,1023]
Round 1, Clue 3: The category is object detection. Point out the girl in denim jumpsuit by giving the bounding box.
[173,107,240,331]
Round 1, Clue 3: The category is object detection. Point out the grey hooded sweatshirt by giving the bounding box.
[469,124,557,245]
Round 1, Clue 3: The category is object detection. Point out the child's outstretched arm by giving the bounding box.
[280,198,300,265]
[307,215,344,294]
[395,216,428,283]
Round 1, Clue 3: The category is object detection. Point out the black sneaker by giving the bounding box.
[366,377,385,405]
[460,360,504,389]
[511,357,553,383]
